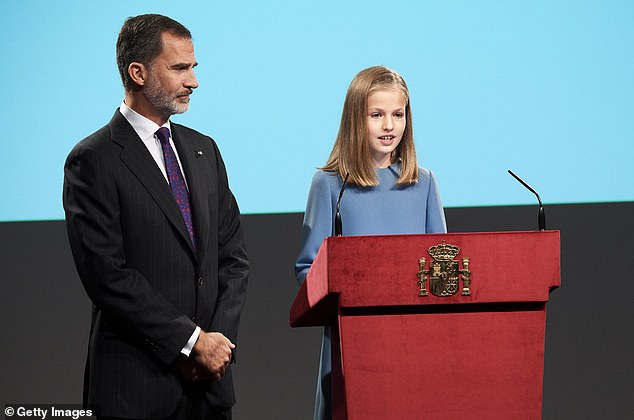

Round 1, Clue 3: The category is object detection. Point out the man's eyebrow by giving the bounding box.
[170,62,198,69]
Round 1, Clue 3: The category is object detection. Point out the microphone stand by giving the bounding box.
[508,170,545,231]
[334,173,349,236]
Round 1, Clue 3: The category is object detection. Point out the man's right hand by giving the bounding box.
[191,331,235,381]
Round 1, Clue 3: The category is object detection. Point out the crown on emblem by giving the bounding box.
[428,242,460,261]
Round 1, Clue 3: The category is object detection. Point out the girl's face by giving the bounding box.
[366,89,406,168]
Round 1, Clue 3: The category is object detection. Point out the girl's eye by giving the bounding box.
[370,113,382,118]
[394,112,404,118]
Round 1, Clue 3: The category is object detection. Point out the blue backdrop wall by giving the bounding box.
[1,1,633,220]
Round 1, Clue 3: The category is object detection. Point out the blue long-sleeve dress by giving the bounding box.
[295,162,447,420]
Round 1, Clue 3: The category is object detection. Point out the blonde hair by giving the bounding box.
[321,66,419,186]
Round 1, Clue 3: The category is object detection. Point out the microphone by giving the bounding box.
[508,169,545,230]
[334,173,349,236]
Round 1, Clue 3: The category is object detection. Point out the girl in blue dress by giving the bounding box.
[295,65,447,420]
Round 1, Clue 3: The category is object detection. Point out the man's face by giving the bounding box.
[143,31,198,118]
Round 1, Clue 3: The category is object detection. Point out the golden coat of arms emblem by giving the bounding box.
[417,242,471,297]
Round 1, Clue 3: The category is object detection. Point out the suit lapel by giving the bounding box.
[109,111,196,258]
[171,124,210,265]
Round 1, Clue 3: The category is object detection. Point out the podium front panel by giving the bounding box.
[336,307,547,419]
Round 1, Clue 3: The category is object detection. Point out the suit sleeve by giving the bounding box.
[63,144,197,366]
[207,142,249,344]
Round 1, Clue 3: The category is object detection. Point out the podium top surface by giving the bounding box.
[291,231,560,327]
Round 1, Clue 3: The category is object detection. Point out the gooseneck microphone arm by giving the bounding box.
[334,173,349,236]
[508,170,545,231]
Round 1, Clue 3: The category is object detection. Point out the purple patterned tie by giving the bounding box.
[156,127,195,247]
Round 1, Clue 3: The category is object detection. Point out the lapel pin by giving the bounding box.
[196,151,203,157]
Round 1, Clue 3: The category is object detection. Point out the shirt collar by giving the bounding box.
[119,100,172,140]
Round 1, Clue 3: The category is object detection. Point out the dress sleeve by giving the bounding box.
[425,169,448,234]
[294,171,336,283]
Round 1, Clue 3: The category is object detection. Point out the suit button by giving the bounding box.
[191,316,197,322]
[198,277,204,287]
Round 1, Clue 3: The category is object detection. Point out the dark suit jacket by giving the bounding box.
[63,110,249,418]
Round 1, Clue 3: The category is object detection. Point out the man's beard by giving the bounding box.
[143,72,190,117]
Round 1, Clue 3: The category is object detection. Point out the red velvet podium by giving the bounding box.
[290,231,560,420]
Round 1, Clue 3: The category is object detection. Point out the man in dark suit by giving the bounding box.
[63,14,248,419]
